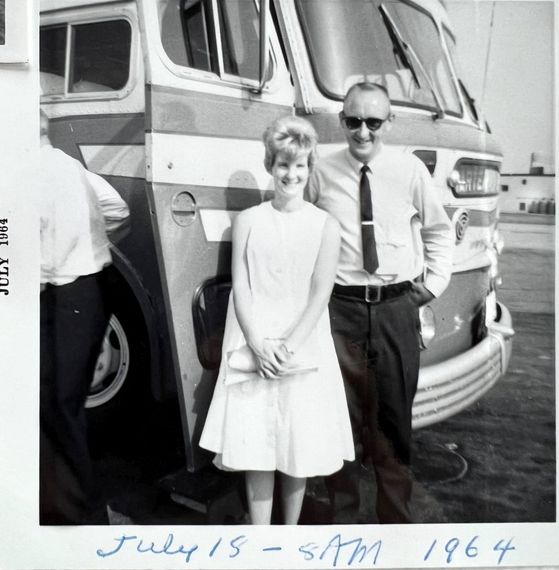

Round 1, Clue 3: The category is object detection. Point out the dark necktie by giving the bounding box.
[360,164,379,274]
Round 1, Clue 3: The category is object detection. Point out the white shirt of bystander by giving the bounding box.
[40,144,130,286]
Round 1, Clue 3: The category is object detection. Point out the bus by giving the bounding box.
[40,0,514,473]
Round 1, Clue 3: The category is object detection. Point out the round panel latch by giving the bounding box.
[171,191,197,227]
[451,208,470,244]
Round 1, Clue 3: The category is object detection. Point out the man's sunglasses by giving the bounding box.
[340,115,390,132]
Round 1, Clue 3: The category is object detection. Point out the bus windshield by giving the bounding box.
[296,0,461,115]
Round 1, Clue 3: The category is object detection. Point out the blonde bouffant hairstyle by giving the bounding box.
[263,115,318,174]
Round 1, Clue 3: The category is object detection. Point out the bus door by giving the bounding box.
[137,0,294,469]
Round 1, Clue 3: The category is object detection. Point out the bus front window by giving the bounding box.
[443,26,481,124]
[384,1,462,116]
[296,0,457,115]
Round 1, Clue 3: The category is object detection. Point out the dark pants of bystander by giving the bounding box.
[40,270,110,525]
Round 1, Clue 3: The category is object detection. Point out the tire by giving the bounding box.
[86,276,184,469]
[86,314,131,410]
[86,280,151,447]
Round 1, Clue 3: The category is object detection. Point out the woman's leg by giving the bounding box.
[246,471,275,524]
[280,473,307,524]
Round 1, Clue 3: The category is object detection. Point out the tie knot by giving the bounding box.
[361,164,370,174]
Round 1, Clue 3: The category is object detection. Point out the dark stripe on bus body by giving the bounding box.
[147,84,293,139]
[146,85,502,157]
[303,112,503,157]
[48,114,145,159]
[47,103,501,161]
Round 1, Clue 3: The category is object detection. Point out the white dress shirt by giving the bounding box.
[308,145,453,297]
[40,144,130,286]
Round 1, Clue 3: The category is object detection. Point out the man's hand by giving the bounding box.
[409,282,435,306]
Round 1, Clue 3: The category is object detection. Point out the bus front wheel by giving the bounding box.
[86,284,151,446]
[87,314,131,409]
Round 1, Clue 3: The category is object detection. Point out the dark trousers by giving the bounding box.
[327,291,420,523]
[40,271,110,524]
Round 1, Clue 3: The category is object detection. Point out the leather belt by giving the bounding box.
[332,280,415,304]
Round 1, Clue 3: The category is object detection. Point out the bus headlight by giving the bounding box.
[419,305,436,349]
[447,159,501,197]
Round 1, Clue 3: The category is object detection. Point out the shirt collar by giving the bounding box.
[344,143,385,174]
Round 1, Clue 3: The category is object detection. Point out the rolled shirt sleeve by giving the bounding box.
[84,169,130,234]
[413,161,454,298]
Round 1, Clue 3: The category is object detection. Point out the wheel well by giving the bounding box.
[103,264,160,399]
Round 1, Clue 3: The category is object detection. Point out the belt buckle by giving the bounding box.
[365,285,382,304]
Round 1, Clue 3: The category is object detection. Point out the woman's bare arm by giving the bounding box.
[278,215,341,361]
[231,212,286,377]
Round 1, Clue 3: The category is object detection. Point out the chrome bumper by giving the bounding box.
[412,302,514,429]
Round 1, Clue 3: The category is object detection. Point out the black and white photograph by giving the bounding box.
[0,0,558,568]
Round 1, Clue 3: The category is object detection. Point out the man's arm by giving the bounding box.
[413,160,454,301]
[84,169,130,237]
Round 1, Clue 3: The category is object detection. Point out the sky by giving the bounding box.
[446,0,555,174]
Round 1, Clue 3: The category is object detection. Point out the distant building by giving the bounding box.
[530,151,554,176]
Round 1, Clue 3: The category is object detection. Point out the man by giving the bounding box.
[39,110,129,524]
[307,82,453,523]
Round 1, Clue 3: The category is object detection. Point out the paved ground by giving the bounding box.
[499,218,555,253]
[94,218,556,525]
[500,212,555,226]
[408,308,555,523]
[405,219,555,523]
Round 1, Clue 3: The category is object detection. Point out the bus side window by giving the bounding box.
[181,0,217,72]
[40,20,132,97]
[70,21,132,93]
[217,0,260,81]
[40,26,67,95]
[159,0,263,83]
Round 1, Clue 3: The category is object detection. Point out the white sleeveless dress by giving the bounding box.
[199,201,354,478]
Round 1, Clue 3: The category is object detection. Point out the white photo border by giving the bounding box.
[1,0,558,568]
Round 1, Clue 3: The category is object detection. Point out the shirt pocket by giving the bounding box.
[376,204,416,248]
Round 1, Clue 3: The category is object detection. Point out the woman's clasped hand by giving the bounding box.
[250,338,294,379]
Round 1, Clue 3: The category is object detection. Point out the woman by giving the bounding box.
[200,116,354,524]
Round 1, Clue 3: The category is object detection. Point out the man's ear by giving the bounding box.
[383,114,395,134]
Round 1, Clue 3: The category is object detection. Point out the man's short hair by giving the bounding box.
[344,81,390,102]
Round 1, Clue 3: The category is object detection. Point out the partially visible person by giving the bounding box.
[308,82,453,523]
[39,109,130,524]
[200,116,354,525]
